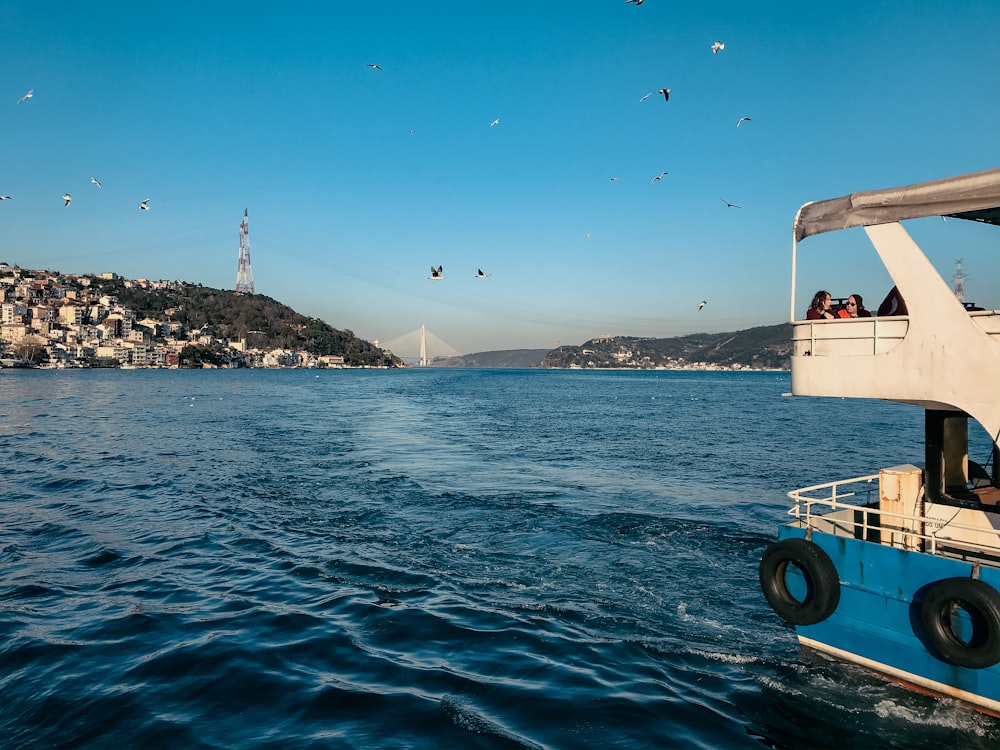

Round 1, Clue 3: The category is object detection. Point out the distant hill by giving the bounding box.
[85,275,400,367]
[538,324,792,370]
[427,324,792,370]
[432,349,552,368]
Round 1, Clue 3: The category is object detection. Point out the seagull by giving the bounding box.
[17,89,33,104]
[720,197,741,208]
[490,118,500,126]
[658,88,670,102]
[62,193,71,206]
[475,268,492,279]
[639,92,652,102]
[651,172,668,183]
[429,265,443,280]
[583,233,590,239]
[711,41,725,55]
[697,300,707,311]
[90,177,102,188]
[406,129,417,135]
[0,195,10,200]
[138,199,150,210]
[624,0,644,5]
[367,63,383,71]
[609,177,618,182]
[736,117,751,128]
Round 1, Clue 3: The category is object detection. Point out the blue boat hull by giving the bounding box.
[778,525,1000,714]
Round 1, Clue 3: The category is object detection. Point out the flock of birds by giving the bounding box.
[428,267,494,281]
[12,13,731,316]
[407,19,735,313]
[4,89,152,210]
[367,30,749,191]
[428,263,708,310]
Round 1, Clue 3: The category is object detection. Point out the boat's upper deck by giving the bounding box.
[792,310,1000,358]
[788,169,1000,444]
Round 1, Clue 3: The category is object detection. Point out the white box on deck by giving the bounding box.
[879,464,923,551]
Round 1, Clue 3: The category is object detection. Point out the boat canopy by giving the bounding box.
[794,168,1000,242]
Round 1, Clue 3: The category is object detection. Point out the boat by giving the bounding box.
[759,168,1000,715]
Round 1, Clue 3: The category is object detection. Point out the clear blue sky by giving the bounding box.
[2,1,998,354]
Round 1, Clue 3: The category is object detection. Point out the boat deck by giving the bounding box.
[792,310,1000,358]
[787,474,1000,567]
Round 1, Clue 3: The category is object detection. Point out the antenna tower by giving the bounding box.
[235,208,255,294]
[953,258,965,303]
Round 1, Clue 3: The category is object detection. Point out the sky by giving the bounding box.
[1,1,998,355]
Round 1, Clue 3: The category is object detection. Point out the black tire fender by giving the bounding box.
[759,538,840,626]
[920,577,1000,669]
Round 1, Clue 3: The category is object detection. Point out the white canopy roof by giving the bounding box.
[794,168,1000,242]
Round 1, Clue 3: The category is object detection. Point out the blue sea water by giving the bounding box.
[1,368,998,749]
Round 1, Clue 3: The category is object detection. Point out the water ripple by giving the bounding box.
[0,370,996,748]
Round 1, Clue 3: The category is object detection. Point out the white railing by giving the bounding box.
[791,318,909,357]
[787,476,1000,559]
[791,310,1000,358]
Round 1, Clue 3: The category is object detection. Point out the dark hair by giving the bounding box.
[850,294,865,311]
[810,290,830,311]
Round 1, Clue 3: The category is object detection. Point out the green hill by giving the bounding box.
[538,324,792,369]
[87,276,399,368]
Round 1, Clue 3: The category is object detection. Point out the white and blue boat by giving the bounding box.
[760,168,1000,715]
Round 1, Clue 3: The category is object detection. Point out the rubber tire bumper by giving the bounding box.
[759,538,840,626]
[920,577,1000,670]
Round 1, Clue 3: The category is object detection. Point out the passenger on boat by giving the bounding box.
[845,294,871,318]
[806,290,837,320]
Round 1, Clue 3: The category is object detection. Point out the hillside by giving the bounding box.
[83,276,399,368]
[538,324,792,370]
[432,349,552,368]
[10,262,790,370]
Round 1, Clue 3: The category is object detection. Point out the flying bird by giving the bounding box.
[651,172,668,183]
[736,117,751,128]
[490,118,500,126]
[475,268,492,279]
[711,41,725,55]
[720,197,741,208]
[366,63,384,71]
[624,0,644,5]
[90,177,102,188]
[639,92,652,102]
[17,89,33,103]
[583,233,590,239]
[429,265,443,280]
[697,300,707,311]
[138,199,150,210]
[609,177,618,182]
[0,195,10,200]
[658,88,670,102]
[62,194,71,206]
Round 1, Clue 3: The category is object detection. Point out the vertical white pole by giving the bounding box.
[790,233,798,322]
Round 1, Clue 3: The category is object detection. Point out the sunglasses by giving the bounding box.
[847,301,857,306]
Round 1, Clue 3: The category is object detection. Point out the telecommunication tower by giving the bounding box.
[235,208,255,294]
[953,258,965,303]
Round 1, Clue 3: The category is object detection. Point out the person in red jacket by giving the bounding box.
[807,290,836,320]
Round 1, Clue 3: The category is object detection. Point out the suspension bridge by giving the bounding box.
[380,325,462,366]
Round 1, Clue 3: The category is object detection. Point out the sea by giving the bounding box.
[1,368,998,750]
